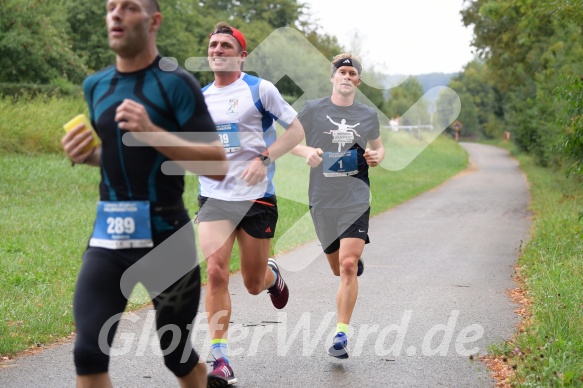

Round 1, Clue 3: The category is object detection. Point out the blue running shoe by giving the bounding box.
[357,257,364,277]
[327,332,349,359]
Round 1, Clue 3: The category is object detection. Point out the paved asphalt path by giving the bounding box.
[0,143,531,387]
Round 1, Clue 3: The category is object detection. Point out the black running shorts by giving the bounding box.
[196,195,278,239]
[310,204,370,254]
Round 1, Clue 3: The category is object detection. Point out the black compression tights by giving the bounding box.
[73,243,201,377]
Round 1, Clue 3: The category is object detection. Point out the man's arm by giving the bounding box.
[240,117,304,186]
[291,143,324,168]
[264,117,304,161]
[61,124,101,167]
[116,99,228,180]
[364,136,385,167]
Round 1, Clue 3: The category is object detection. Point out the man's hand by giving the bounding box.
[115,99,153,132]
[305,147,324,168]
[364,148,380,167]
[240,158,267,186]
[61,124,97,164]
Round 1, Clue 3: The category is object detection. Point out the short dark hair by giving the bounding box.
[146,0,160,14]
[210,22,247,52]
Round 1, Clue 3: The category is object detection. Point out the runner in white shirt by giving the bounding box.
[200,73,297,200]
[196,22,304,387]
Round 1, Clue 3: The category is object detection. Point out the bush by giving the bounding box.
[0,83,83,99]
[557,76,583,178]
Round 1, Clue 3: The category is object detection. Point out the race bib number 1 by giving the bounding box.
[89,201,153,249]
[322,150,358,177]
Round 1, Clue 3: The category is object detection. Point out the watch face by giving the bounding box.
[258,154,270,166]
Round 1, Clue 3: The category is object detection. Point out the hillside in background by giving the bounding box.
[380,72,458,104]
[415,72,458,102]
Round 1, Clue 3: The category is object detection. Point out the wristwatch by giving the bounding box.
[256,153,271,166]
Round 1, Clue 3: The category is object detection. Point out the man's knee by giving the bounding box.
[74,342,109,375]
[206,260,230,287]
[243,275,264,295]
[340,258,358,276]
[162,340,198,378]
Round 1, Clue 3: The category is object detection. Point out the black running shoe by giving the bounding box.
[357,257,364,277]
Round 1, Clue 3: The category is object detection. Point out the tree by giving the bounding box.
[66,1,113,73]
[434,87,461,133]
[542,2,583,178]
[384,78,430,125]
[455,93,479,138]
[0,0,87,84]
[447,60,501,138]
[0,0,389,113]
[557,76,583,178]
[462,0,583,166]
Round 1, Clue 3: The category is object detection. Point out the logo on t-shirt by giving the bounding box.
[227,99,239,116]
[323,115,361,152]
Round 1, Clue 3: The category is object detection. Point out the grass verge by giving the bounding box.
[484,140,583,386]
[0,95,86,155]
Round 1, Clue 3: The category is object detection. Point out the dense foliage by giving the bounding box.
[2,0,581,175]
[0,0,88,84]
[0,0,386,102]
[455,0,583,175]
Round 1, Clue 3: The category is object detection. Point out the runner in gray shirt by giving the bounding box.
[292,53,385,359]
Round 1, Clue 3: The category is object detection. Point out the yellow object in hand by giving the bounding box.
[63,114,101,152]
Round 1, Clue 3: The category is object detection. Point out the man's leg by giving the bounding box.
[198,220,237,347]
[325,238,365,359]
[335,238,365,325]
[77,373,113,388]
[237,197,288,309]
[237,229,273,295]
[198,220,239,386]
[178,361,207,387]
[74,248,132,386]
[325,249,341,276]
[152,264,202,382]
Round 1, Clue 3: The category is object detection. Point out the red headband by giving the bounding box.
[209,27,247,51]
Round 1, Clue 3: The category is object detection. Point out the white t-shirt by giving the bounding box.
[200,72,297,200]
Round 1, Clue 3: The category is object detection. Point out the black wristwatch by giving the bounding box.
[256,153,271,166]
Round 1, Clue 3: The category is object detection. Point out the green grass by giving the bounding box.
[0,155,98,354]
[0,95,87,155]
[0,98,468,358]
[485,140,583,386]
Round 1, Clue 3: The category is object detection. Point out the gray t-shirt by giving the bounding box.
[298,97,380,208]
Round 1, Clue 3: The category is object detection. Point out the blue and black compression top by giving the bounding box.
[83,56,218,207]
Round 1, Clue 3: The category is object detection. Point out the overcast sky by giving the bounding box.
[302,0,476,75]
